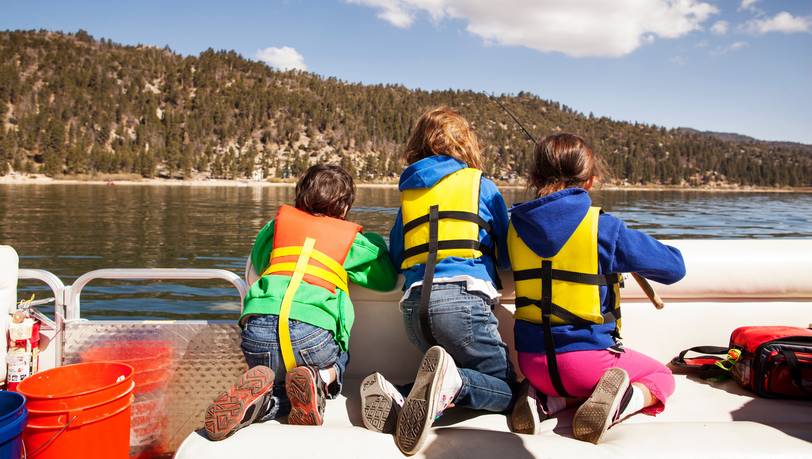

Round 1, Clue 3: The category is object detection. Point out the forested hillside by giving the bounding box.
[1,30,809,187]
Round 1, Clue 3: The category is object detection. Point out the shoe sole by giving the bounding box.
[572,368,630,444]
[360,373,399,434]
[286,367,325,426]
[509,379,538,435]
[204,365,275,441]
[395,346,447,456]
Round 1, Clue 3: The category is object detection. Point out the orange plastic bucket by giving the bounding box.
[17,362,135,459]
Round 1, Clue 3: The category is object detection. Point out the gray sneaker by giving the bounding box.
[572,368,630,444]
[508,379,547,434]
[395,346,461,456]
[360,372,404,434]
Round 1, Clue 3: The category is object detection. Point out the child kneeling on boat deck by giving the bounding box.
[507,133,686,443]
[204,164,397,440]
[361,107,515,456]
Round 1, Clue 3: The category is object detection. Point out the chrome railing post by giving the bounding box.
[17,269,66,365]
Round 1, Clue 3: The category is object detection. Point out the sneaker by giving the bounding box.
[572,368,630,444]
[286,366,327,426]
[395,346,462,456]
[360,372,405,434]
[508,379,547,434]
[204,365,275,441]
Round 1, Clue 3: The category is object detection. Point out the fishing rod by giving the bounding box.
[492,95,665,310]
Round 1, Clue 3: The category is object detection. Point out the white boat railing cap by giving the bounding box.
[65,268,247,320]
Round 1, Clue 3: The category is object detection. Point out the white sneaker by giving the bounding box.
[360,372,404,434]
[395,346,462,456]
[508,379,547,434]
[572,368,630,444]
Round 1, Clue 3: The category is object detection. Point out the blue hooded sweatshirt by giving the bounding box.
[389,155,510,290]
[510,188,686,354]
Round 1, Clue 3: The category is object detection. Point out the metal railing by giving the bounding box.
[65,268,248,320]
[17,269,67,364]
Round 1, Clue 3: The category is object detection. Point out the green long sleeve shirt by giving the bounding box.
[241,219,397,351]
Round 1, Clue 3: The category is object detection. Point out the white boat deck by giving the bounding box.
[176,240,812,458]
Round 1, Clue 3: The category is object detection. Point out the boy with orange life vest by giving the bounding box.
[506,134,686,443]
[360,107,514,455]
[204,165,397,440]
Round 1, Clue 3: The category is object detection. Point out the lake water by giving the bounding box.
[2,184,811,319]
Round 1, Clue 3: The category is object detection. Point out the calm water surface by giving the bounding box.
[2,184,811,319]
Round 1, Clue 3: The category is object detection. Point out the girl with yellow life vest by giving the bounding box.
[360,107,514,456]
[204,165,397,441]
[506,134,686,444]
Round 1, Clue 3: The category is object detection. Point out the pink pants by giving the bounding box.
[518,348,675,415]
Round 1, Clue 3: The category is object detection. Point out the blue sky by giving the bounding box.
[3,0,811,143]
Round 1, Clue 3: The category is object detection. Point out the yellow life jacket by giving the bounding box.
[400,167,493,270]
[507,206,623,397]
[508,206,622,328]
[400,166,497,346]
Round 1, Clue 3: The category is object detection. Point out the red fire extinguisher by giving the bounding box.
[6,296,42,391]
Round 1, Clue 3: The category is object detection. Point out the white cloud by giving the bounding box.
[711,41,748,55]
[347,0,719,58]
[744,11,811,35]
[255,46,307,71]
[347,0,414,27]
[739,0,760,13]
[711,20,729,35]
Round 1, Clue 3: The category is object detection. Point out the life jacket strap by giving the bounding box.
[418,205,440,347]
[278,237,316,371]
[262,245,349,292]
[401,239,494,263]
[514,268,622,286]
[540,260,571,398]
[402,210,492,235]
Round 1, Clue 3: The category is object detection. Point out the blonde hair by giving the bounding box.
[402,106,483,170]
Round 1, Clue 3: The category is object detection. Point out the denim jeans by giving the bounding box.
[241,314,349,421]
[402,282,515,412]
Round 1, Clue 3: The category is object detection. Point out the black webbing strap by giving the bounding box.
[513,268,621,286]
[418,205,439,347]
[675,346,729,363]
[401,239,494,262]
[541,260,570,398]
[402,211,492,235]
[515,297,597,327]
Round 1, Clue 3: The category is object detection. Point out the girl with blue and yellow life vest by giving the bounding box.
[204,165,397,441]
[362,107,514,456]
[506,133,686,444]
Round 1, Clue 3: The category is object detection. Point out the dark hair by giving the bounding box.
[294,165,356,218]
[529,133,606,196]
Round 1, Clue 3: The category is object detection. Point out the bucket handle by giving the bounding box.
[23,415,77,459]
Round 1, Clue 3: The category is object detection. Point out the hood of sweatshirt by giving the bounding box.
[398,155,466,191]
[509,188,592,258]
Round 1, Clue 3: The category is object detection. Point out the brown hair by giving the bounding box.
[402,106,483,170]
[294,164,356,218]
[529,133,606,196]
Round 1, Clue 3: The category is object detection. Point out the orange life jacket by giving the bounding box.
[262,204,361,293]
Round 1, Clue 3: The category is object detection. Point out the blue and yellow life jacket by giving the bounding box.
[400,167,496,344]
[400,167,493,270]
[507,206,623,396]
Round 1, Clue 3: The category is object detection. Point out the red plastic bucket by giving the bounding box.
[80,341,172,395]
[17,362,135,459]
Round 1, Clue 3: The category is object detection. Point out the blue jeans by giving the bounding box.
[402,282,515,412]
[241,314,349,420]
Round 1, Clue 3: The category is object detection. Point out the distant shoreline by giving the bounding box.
[1,174,810,193]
